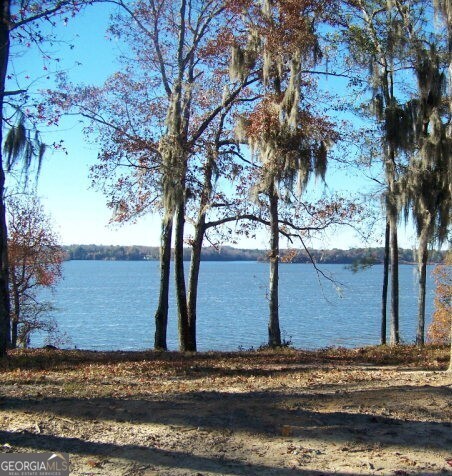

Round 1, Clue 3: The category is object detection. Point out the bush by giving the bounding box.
[427,251,451,344]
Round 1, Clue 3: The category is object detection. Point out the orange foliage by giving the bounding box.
[244,96,281,138]
[8,197,64,289]
[259,0,322,56]
[200,28,236,58]
[243,98,338,145]
[427,251,451,344]
[280,248,299,263]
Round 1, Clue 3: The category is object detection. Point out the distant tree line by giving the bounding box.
[63,244,446,264]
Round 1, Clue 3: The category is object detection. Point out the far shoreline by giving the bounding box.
[62,244,446,265]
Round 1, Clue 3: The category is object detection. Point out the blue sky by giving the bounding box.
[6,2,419,250]
[7,3,165,246]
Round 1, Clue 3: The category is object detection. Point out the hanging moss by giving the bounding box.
[231,0,334,203]
[4,122,27,171]
[280,57,301,127]
[158,134,185,220]
[230,30,260,82]
[383,102,420,152]
[314,141,328,181]
[3,114,46,182]
[230,45,246,81]
[371,94,384,121]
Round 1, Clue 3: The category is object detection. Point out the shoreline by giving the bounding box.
[2,343,450,369]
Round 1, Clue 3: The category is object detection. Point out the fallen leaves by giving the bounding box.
[281,425,293,437]
[0,350,450,476]
[86,459,103,468]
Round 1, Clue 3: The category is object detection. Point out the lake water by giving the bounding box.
[32,261,436,351]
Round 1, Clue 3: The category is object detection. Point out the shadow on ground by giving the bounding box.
[2,385,451,452]
[0,429,348,476]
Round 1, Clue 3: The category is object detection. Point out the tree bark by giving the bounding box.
[11,318,17,348]
[10,281,19,349]
[448,318,452,372]
[381,219,390,345]
[174,201,191,351]
[153,218,173,351]
[389,215,399,345]
[0,0,11,357]
[186,220,205,353]
[416,226,429,346]
[268,184,281,347]
[185,146,216,353]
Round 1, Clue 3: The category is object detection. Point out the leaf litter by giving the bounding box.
[0,346,451,475]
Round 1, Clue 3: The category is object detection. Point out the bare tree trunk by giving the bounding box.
[186,220,205,353]
[185,145,216,353]
[448,318,452,372]
[10,283,19,349]
[0,0,11,357]
[154,218,173,351]
[0,169,9,355]
[268,184,281,347]
[174,202,191,351]
[381,219,390,345]
[11,318,17,348]
[416,227,429,346]
[389,215,399,345]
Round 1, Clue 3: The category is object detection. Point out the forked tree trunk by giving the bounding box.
[268,185,281,347]
[174,202,191,351]
[0,0,11,357]
[154,218,173,350]
[389,215,399,345]
[185,148,215,353]
[381,220,390,345]
[416,225,430,346]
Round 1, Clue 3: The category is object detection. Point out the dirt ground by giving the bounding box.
[0,347,451,476]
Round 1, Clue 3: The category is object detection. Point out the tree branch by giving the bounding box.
[1,89,27,97]
[11,0,76,30]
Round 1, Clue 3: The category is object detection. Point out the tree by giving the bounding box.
[434,0,451,376]
[57,0,361,353]
[56,0,260,351]
[183,103,254,352]
[393,1,451,345]
[7,195,64,347]
[150,0,256,352]
[344,0,432,345]
[344,0,450,346]
[233,0,342,347]
[0,0,92,356]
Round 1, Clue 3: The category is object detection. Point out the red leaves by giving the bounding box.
[200,29,236,59]
[427,252,452,344]
[224,0,254,15]
[7,195,64,300]
[243,97,281,140]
